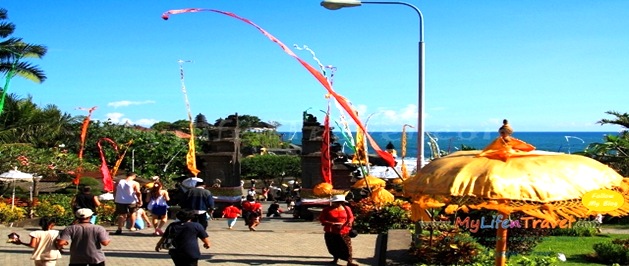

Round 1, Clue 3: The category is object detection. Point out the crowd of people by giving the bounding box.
[9,173,360,266]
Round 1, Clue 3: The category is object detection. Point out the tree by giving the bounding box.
[0,94,77,147]
[580,111,629,176]
[597,111,629,137]
[0,8,47,83]
[194,113,209,128]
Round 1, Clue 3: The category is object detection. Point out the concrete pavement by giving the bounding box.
[0,205,378,266]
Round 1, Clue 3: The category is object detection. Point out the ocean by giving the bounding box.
[282,131,617,159]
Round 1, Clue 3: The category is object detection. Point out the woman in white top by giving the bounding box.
[12,216,62,265]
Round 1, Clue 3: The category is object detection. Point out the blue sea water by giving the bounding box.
[282,131,618,159]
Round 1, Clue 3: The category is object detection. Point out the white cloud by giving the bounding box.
[103,113,157,127]
[107,100,155,108]
[105,112,125,123]
[135,118,158,127]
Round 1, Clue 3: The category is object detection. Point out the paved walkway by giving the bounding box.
[0,205,377,266]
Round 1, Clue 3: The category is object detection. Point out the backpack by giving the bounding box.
[160,223,182,249]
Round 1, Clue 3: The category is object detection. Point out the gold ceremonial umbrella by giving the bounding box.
[352,175,386,189]
[370,186,394,205]
[404,150,629,266]
[313,182,334,197]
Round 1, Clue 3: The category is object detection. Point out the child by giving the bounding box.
[12,216,62,265]
[126,208,152,231]
[221,202,242,229]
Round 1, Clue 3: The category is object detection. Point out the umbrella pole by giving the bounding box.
[495,211,509,266]
[11,181,15,209]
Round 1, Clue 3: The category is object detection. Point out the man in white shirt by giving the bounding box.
[113,172,142,235]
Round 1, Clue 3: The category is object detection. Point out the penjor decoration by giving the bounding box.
[162,8,395,168]
[178,60,200,176]
[74,106,97,185]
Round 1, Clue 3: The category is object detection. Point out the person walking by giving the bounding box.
[181,180,214,230]
[147,181,170,235]
[113,172,142,235]
[56,208,111,266]
[241,195,262,231]
[12,216,62,265]
[319,195,358,266]
[71,186,101,224]
[221,202,242,229]
[155,210,211,266]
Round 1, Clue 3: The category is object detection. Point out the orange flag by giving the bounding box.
[74,106,97,185]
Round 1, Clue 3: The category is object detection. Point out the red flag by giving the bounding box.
[321,99,332,184]
[74,106,97,185]
[97,138,118,192]
[162,9,396,168]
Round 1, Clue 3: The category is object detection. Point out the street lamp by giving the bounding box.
[321,0,425,169]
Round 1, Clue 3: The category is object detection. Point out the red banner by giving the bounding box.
[321,99,332,184]
[97,138,118,192]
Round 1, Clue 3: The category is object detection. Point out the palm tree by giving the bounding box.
[0,94,78,147]
[0,8,47,83]
[597,111,629,137]
[580,111,629,176]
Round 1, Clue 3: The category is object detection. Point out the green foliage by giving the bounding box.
[65,120,189,182]
[593,238,629,265]
[36,194,74,225]
[580,111,629,176]
[351,199,412,234]
[411,227,488,265]
[461,211,551,255]
[0,201,26,224]
[241,131,286,149]
[510,255,559,266]
[241,155,300,179]
[581,134,629,176]
[0,143,96,181]
[96,201,116,225]
[550,220,599,237]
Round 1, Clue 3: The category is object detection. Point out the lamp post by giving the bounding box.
[321,0,425,169]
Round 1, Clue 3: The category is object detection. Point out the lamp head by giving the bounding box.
[320,0,362,10]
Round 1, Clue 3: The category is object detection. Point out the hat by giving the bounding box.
[330,195,346,203]
[75,208,94,219]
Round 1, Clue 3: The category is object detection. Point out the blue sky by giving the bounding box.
[2,1,628,133]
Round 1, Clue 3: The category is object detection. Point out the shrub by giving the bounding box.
[241,155,301,180]
[35,194,75,225]
[0,202,26,224]
[550,220,599,236]
[411,226,488,265]
[511,255,559,266]
[96,201,116,225]
[593,238,629,264]
[460,211,551,255]
[351,198,412,234]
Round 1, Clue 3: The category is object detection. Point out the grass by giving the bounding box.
[601,224,629,230]
[524,234,628,265]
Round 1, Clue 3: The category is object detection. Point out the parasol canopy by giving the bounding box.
[404,148,629,266]
[370,186,394,205]
[0,168,35,209]
[403,119,629,266]
[313,182,334,197]
[352,176,386,189]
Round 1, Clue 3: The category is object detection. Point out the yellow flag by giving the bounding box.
[186,121,200,176]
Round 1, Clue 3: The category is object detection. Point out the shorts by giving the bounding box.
[115,203,138,215]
